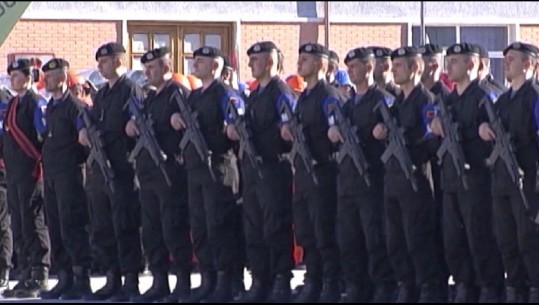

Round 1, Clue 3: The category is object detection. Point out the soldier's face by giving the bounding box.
[143,60,165,87]
[297,53,319,78]
[43,70,64,93]
[9,70,29,91]
[391,58,412,85]
[248,53,268,80]
[193,56,214,80]
[374,58,391,81]
[446,55,468,82]
[346,59,368,85]
[504,50,526,81]
[97,56,116,79]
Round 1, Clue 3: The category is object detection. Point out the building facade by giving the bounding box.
[1,1,539,82]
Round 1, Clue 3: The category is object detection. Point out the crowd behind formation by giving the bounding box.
[0,37,537,304]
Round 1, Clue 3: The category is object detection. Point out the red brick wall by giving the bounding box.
[519,25,539,47]
[239,22,405,81]
[0,19,121,74]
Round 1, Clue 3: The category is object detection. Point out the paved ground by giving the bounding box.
[0,269,307,303]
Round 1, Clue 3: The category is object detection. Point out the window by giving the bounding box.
[412,26,456,49]
[128,22,232,75]
[412,25,509,84]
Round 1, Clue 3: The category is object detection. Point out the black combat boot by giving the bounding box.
[0,267,9,290]
[40,269,73,300]
[504,286,527,303]
[267,274,291,303]
[164,271,191,303]
[318,279,341,303]
[396,282,418,303]
[237,277,269,303]
[108,272,140,302]
[83,269,121,300]
[130,271,170,302]
[14,266,49,298]
[418,282,442,303]
[453,282,479,303]
[373,282,397,303]
[201,271,232,303]
[293,278,322,303]
[59,266,92,300]
[188,271,216,303]
[529,287,539,303]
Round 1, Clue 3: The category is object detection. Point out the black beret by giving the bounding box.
[344,47,374,64]
[7,58,31,75]
[475,44,489,59]
[193,46,223,59]
[419,43,443,56]
[299,43,329,58]
[329,50,339,63]
[95,42,126,61]
[42,58,70,72]
[247,41,278,56]
[222,55,233,70]
[141,47,170,64]
[390,46,421,60]
[369,46,392,58]
[446,43,480,56]
[503,42,539,57]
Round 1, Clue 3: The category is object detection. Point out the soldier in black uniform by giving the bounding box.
[327,47,396,302]
[37,58,93,300]
[327,50,340,86]
[78,42,144,301]
[125,47,193,303]
[476,44,507,95]
[374,46,442,302]
[227,41,295,303]
[1,59,51,299]
[170,46,241,303]
[430,43,505,303]
[220,54,248,301]
[370,46,401,97]
[478,42,539,303]
[280,42,343,303]
[418,43,452,298]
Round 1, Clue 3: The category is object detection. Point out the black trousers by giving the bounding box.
[337,173,394,287]
[384,172,441,287]
[443,187,504,287]
[138,165,192,274]
[43,170,92,271]
[293,165,339,283]
[493,193,539,288]
[187,166,237,274]
[7,178,50,272]
[87,167,143,275]
[0,183,12,269]
[242,160,294,282]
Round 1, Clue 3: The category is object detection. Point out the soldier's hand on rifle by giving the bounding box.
[280,123,294,141]
[125,120,140,137]
[78,128,91,147]
[372,123,388,140]
[328,126,344,143]
[430,117,444,137]
[479,122,495,141]
[226,124,240,141]
[170,112,186,131]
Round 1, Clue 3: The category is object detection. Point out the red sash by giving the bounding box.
[5,96,42,179]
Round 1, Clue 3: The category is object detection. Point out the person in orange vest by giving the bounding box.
[1,58,51,298]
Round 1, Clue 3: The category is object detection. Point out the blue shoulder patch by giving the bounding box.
[384,95,395,107]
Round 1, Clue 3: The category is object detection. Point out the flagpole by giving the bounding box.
[420,1,426,45]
